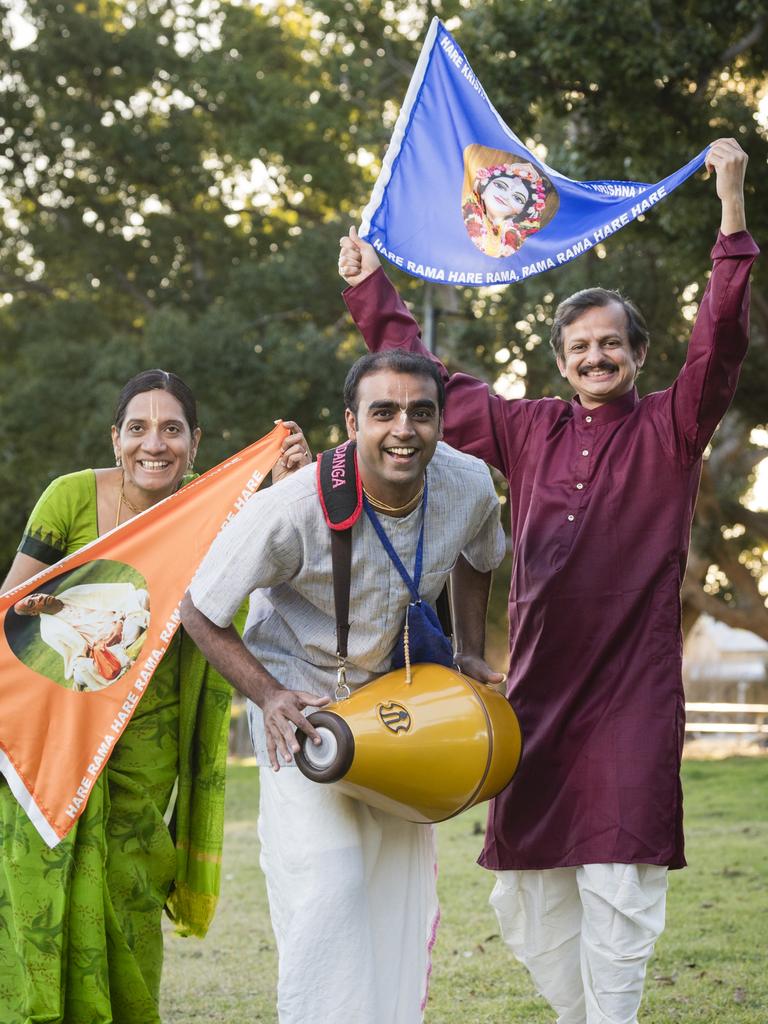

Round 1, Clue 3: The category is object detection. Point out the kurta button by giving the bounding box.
[581,449,589,456]
[567,514,575,522]
[576,483,584,490]
[585,416,592,423]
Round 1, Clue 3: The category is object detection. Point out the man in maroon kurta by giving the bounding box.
[338,139,757,1023]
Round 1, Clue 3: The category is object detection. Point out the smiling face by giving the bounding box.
[556,302,647,409]
[111,389,201,499]
[344,370,443,507]
[481,174,530,223]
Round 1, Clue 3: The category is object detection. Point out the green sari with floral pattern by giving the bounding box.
[0,470,231,1023]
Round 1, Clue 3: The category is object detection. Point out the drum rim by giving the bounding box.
[448,674,495,819]
[295,710,355,783]
[433,671,521,823]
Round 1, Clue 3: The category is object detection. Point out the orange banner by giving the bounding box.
[0,424,286,846]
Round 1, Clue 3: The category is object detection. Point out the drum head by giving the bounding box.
[295,711,355,783]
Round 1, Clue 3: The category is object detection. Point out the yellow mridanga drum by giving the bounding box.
[295,662,522,823]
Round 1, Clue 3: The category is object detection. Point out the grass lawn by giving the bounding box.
[161,757,767,1023]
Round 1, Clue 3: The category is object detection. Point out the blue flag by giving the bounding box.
[360,19,707,287]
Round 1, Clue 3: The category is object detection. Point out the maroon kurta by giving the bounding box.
[345,230,759,871]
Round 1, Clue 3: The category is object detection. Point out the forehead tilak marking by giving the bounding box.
[148,391,160,429]
[397,380,410,425]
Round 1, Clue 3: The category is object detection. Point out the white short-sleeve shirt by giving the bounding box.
[189,442,505,764]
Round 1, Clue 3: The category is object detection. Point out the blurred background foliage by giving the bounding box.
[0,0,766,641]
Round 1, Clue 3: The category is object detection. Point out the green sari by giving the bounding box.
[0,470,231,1023]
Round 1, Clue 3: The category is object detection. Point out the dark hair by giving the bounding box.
[343,351,446,417]
[479,173,535,221]
[550,288,649,360]
[113,369,199,432]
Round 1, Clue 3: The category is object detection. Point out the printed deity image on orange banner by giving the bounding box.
[461,144,559,258]
[5,560,150,693]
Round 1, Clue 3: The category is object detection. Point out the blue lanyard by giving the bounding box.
[363,475,428,604]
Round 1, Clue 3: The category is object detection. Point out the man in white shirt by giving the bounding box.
[181,349,505,1024]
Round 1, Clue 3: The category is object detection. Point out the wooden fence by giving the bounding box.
[684,702,768,736]
[229,697,768,757]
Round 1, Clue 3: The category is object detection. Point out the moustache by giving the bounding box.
[579,362,617,375]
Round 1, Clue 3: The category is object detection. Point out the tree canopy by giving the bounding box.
[0,0,766,638]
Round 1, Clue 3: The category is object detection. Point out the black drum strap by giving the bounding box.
[317,441,362,672]
[331,528,352,662]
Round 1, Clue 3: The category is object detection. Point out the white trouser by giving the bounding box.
[258,768,439,1024]
[490,863,668,1024]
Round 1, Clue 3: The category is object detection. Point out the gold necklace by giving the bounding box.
[363,482,424,517]
[115,477,143,528]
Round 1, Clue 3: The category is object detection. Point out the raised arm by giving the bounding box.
[339,229,527,474]
[664,139,759,461]
[339,228,430,357]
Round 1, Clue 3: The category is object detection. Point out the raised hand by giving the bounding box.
[338,225,381,286]
[705,137,747,235]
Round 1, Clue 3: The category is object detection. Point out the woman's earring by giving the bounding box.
[115,455,122,467]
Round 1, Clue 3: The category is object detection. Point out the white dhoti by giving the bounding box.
[490,863,668,1024]
[258,767,439,1024]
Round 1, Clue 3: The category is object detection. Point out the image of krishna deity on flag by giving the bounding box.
[360,19,708,285]
[461,144,559,258]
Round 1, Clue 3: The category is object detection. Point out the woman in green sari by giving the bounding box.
[0,369,310,1024]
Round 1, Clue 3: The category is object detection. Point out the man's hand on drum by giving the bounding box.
[273,420,312,483]
[338,226,381,287]
[453,653,506,688]
[261,685,330,771]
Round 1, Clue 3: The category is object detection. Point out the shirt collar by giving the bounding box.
[570,387,639,424]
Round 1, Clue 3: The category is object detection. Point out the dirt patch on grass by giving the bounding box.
[684,738,768,759]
